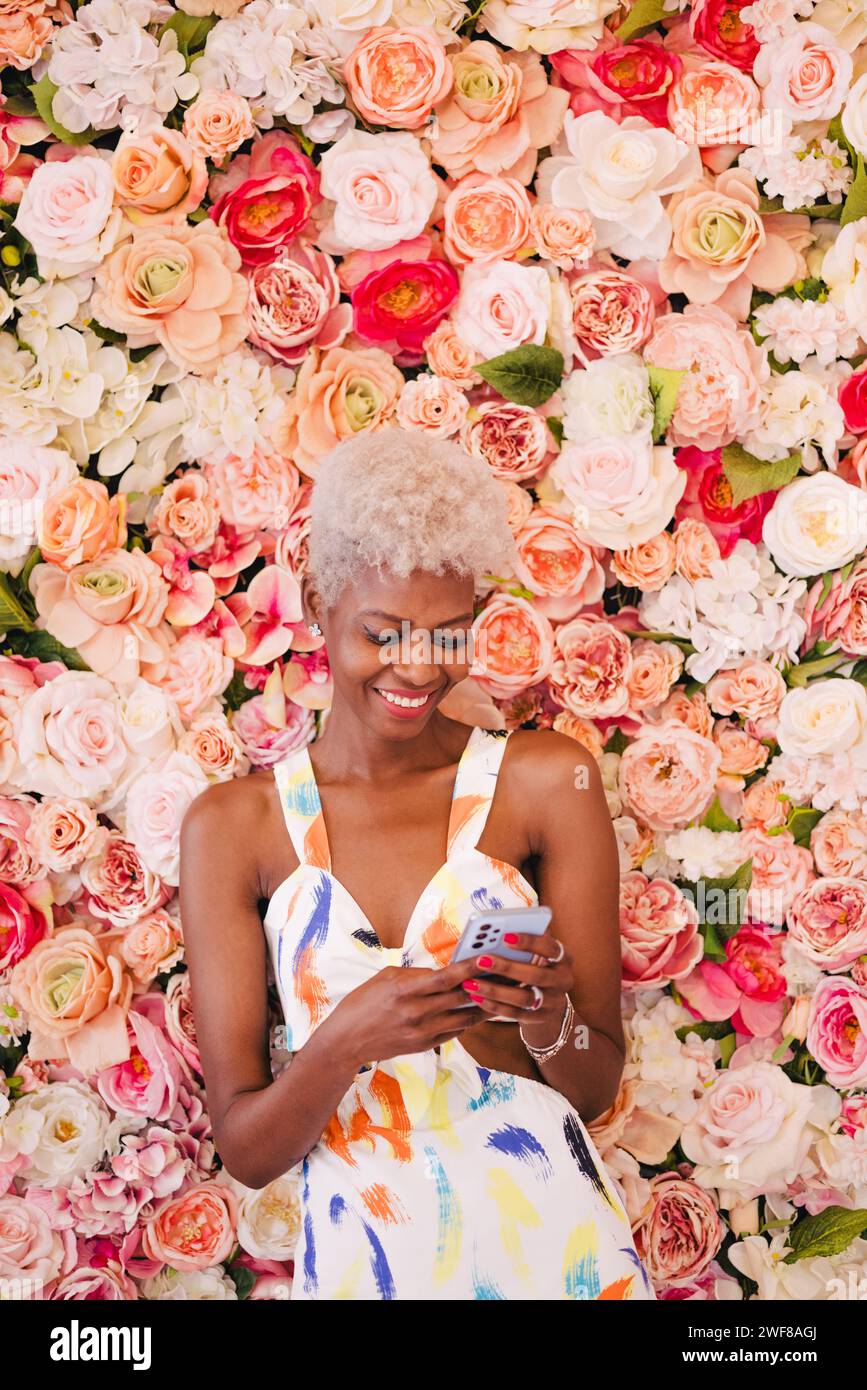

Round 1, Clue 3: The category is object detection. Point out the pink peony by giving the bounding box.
[619,872,703,989]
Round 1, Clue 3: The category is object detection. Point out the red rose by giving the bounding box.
[0,879,51,971]
[840,369,867,434]
[675,446,773,556]
[351,259,459,357]
[689,0,759,71]
[210,173,314,267]
[551,40,680,126]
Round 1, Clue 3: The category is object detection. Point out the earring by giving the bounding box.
[309,621,322,637]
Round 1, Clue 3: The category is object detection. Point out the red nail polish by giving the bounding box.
[503,933,518,944]
[462,981,480,993]
[478,955,493,968]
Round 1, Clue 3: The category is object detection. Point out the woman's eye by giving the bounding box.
[363,628,391,646]
[434,634,462,652]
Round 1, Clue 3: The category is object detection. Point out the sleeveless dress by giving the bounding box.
[263,725,656,1301]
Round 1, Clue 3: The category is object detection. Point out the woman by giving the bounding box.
[179,429,655,1302]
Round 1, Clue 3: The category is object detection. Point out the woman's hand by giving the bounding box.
[461,930,575,1045]
[326,958,487,1069]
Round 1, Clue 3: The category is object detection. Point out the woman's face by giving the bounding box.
[307,566,476,739]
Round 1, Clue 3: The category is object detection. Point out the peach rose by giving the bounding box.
[620,872,703,989]
[396,373,468,436]
[611,532,676,591]
[179,713,247,779]
[0,6,53,68]
[787,876,867,971]
[550,614,632,718]
[713,718,769,789]
[570,267,656,358]
[91,220,248,376]
[344,25,452,128]
[552,710,604,758]
[112,126,208,225]
[30,549,171,683]
[673,516,720,581]
[740,826,815,925]
[145,632,233,722]
[512,508,605,621]
[103,908,183,987]
[472,593,555,697]
[422,317,482,386]
[654,686,713,738]
[39,477,127,571]
[660,168,809,321]
[500,479,534,532]
[460,401,550,482]
[443,174,532,265]
[530,201,594,270]
[740,776,789,831]
[811,808,867,878]
[151,470,220,552]
[142,1182,239,1272]
[9,923,133,1073]
[755,21,852,123]
[182,90,255,161]
[25,795,105,872]
[275,345,404,478]
[668,60,760,146]
[207,448,301,532]
[705,658,786,722]
[633,1172,723,1285]
[618,719,721,830]
[626,638,683,712]
[431,40,569,185]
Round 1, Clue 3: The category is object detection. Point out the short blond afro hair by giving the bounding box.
[307,428,518,608]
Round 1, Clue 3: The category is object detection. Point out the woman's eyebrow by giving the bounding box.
[360,610,475,624]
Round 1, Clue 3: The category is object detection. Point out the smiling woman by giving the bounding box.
[179,427,656,1302]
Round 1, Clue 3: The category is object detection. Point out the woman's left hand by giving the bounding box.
[462,930,574,1036]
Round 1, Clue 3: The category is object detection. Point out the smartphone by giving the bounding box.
[450,905,552,1006]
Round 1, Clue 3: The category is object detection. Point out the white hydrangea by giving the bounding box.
[140,1267,241,1300]
[742,365,847,472]
[753,297,860,367]
[48,0,198,134]
[622,992,718,1125]
[561,353,654,442]
[740,136,853,210]
[191,0,342,128]
[170,348,295,465]
[740,0,813,42]
[639,539,808,683]
[662,826,747,882]
[0,326,141,446]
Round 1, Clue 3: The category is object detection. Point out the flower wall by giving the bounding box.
[1,0,867,1302]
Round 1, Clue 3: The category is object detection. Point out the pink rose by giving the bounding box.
[619,872,703,988]
[13,154,120,277]
[142,1182,238,1272]
[807,977,867,1087]
[396,374,468,437]
[678,926,788,1038]
[15,670,132,807]
[207,448,301,533]
[0,879,51,972]
[739,826,815,925]
[231,693,316,769]
[0,1193,72,1288]
[451,258,552,359]
[512,509,605,621]
[352,258,459,357]
[787,876,867,971]
[618,720,721,830]
[318,128,438,253]
[645,305,767,451]
[811,809,867,879]
[460,401,550,482]
[96,1007,188,1121]
[633,1173,723,1286]
[443,174,532,266]
[550,614,632,719]
[79,830,170,929]
[124,753,209,885]
[668,60,760,146]
[569,268,656,359]
[0,437,76,574]
[754,22,852,122]
[247,241,351,367]
[145,633,233,721]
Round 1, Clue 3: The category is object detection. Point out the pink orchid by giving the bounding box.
[225,565,305,666]
[149,534,217,627]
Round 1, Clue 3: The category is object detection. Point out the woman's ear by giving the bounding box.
[301,575,323,632]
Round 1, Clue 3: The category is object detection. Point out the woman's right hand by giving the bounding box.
[325,958,486,1068]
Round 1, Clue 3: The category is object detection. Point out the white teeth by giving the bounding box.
[379,690,429,708]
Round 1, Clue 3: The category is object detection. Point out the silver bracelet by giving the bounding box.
[519,993,574,1064]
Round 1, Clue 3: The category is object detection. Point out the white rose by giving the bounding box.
[13,156,122,280]
[537,110,701,260]
[123,751,209,885]
[561,354,653,441]
[318,129,438,253]
[140,1267,240,1300]
[228,1172,302,1260]
[811,0,867,51]
[14,671,134,810]
[551,432,687,548]
[481,0,618,52]
[451,259,552,359]
[762,472,867,576]
[0,1081,112,1187]
[309,0,394,27]
[0,438,77,575]
[843,70,867,155]
[392,0,468,36]
[776,678,867,759]
[118,680,183,762]
[822,216,867,334]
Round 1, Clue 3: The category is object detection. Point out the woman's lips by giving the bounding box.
[373,687,437,718]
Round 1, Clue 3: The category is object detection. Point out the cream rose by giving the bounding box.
[318,129,438,253]
[13,155,122,279]
[776,678,867,761]
[551,433,686,549]
[451,259,552,360]
[762,473,867,578]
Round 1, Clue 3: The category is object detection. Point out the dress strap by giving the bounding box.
[273,745,331,871]
[446,728,511,859]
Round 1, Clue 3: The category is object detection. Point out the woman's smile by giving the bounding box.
[372,685,440,718]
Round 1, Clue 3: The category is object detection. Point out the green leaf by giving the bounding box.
[222,670,257,711]
[784,652,849,686]
[700,920,727,961]
[475,345,564,407]
[786,804,823,847]
[18,546,41,591]
[614,0,669,42]
[718,1032,737,1068]
[674,1019,734,1043]
[721,442,801,507]
[0,573,35,632]
[5,629,90,670]
[648,365,684,443]
[783,1207,867,1264]
[89,320,125,346]
[546,415,564,448]
[158,12,217,60]
[225,1263,257,1299]
[700,797,740,833]
[841,152,867,228]
[758,196,842,222]
[604,727,629,756]
[29,74,96,147]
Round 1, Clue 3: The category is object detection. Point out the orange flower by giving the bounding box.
[39,477,127,571]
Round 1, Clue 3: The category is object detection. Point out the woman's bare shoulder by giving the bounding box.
[180,767,277,862]
[502,727,599,792]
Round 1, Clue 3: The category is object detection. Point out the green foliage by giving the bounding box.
[783,1207,867,1263]
[648,365,684,443]
[614,0,669,42]
[721,443,801,507]
[29,73,96,146]
[475,345,564,407]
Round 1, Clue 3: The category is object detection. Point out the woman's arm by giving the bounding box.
[178,781,364,1189]
[178,779,488,1189]
[521,734,626,1122]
